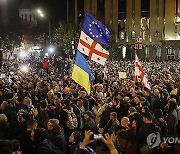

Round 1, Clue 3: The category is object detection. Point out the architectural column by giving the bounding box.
[178,0,180,13]
[135,0,141,37]
[159,0,164,40]
[84,0,91,15]
[135,0,142,58]
[112,0,118,41]
[105,0,111,25]
[92,0,97,17]
[165,0,176,40]
[149,0,156,43]
[126,0,133,44]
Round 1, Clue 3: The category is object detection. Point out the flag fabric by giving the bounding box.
[78,31,109,65]
[72,51,95,94]
[135,54,151,90]
[82,12,110,45]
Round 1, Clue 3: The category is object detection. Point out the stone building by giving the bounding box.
[83,0,180,60]
[19,0,37,26]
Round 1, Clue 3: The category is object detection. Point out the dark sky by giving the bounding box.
[4,0,149,26]
[8,0,84,26]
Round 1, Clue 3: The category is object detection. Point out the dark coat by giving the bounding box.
[33,139,57,154]
[115,125,136,154]
[165,110,178,137]
[83,118,97,133]
[48,126,66,154]
[18,130,35,154]
[137,123,161,146]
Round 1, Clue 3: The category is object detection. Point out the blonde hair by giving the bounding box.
[0,114,8,123]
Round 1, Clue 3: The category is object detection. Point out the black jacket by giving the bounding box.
[33,139,58,154]
[137,123,161,146]
[48,126,66,154]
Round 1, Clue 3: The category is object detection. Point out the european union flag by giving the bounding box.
[82,12,110,45]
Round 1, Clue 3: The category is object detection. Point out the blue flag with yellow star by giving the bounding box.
[82,12,110,45]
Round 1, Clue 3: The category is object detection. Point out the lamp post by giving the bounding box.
[37,9,52,43]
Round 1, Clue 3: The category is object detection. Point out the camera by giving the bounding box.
[93,134,103,140]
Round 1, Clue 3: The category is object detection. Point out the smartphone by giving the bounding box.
[93,134,103,140]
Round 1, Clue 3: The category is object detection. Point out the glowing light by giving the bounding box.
[19,51,27,58]
[48,47,54,53]
[20,65,29,73]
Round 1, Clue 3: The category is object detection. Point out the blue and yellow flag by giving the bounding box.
[72,51,95,94]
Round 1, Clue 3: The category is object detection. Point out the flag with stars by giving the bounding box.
[78,31,109,66]
[82,12,110,45]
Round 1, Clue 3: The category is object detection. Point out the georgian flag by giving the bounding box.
[135,54,151,89]
[77,31,109,66]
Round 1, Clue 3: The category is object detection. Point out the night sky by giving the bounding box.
[7,0,84,26]
[3,0,149,27]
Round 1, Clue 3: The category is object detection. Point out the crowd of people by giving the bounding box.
[0,55,179,154]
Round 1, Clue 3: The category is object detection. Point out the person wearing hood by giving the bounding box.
[47,119,66,154]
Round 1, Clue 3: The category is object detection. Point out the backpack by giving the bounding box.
[63,108,78,129]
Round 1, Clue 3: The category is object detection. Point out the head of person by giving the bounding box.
[83,111,93,121]
[110,112,117,121]
[112,97,119,106]
[143,112,153,124]
[97,99,104,107]
[47,119,60,131]
[78,91,86,98]
[69,131,82,144]
[153,109,164,119]
[27,119,38,131]
[141,106,150,114]
[0,114,8,124]
[39,100,48,111]
[167,98,177,112]
[31,128,48,144]
[154,89,159,96]
[124,96,130,104]
[121,117,130,128]
[0,101,9,110]
[128,106,137,115]
[76,99,83,108]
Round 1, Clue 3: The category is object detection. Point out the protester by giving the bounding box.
[0,56,179,153]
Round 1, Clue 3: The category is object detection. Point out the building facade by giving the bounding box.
[84,0,180,60]
[19,0,37,26]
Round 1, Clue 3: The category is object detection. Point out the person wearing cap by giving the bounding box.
[47,119,66,154]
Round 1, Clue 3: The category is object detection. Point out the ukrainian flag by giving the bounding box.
[72,51,95,94]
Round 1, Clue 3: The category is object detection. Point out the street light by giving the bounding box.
[37,9,51,43]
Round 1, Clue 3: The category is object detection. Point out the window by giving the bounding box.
[131,31,136,39]
[120,31,125,40]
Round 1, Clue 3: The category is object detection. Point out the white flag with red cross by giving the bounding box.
[135,37,142,50]
[135,54,151,89]
[77,31,109,66]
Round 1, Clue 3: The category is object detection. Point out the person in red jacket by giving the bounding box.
[42,58,50,73]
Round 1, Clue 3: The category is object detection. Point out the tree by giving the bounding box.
[53,21,79,55]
